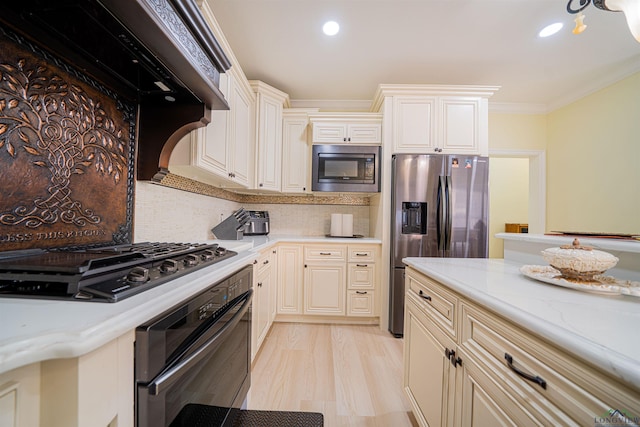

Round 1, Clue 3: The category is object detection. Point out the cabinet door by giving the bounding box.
[347,290,375,316]
[196,73,230,177]
[458,347,543,427]
[277,245,304,314]
[253,253,273,359]
[393,96,437,153]
[347,263,375,290]
[282,113,310,193]
[404,296,456,427]
[312,122,348,143]
[229,74,254,187]
[268,249,278,322]
[304,263,346,315]
[439,97,484,155]
[0,364,40,427]
[346,123,381,144]
[255,94,283,191]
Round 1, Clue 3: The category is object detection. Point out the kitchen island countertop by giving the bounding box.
[403,257,640,392]
[0,235,381,375]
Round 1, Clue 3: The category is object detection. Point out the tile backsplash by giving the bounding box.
[134,182,371,242]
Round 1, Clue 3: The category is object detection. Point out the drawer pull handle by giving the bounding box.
[356,253,368,256]
[505,353,547,390]
[418,290,432,301]
[356,291,368,295]
[356,264,368,267]
[263,259,269,265]
[320,252,332,255]
[445,348,462,367]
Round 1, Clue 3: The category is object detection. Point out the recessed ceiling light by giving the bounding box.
[323,21,340,36]
[539,22,563,38]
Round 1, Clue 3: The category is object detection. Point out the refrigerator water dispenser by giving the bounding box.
[401,202,427,234]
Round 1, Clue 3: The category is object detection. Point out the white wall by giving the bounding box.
[488,157,529,258]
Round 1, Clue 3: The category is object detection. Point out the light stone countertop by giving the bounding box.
[402,257,640,392]
[0,235,381,375]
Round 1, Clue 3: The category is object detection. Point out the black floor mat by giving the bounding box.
[233,409,324,427]
[169,404,324,427]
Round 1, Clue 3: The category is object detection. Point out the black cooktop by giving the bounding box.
[0,242,237,302]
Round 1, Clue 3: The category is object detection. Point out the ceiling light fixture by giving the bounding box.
[539,22,564,37]
[567,0,640,42]
[323,21,340,36]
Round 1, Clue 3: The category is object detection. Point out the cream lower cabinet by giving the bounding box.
[346,246,377,316]
[0,364,40,427]
[277,244,304,314]
[304,245,347,315]
[276,242,379,321]
[252,247,278,361]
[404,267,640,427]
[0,331,135,427]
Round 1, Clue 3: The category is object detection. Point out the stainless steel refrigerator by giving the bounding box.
[389,154,489,337]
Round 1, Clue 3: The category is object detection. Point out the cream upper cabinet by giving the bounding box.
[309,113,382,145]
[251,81,290,192]
[168,69,255,188]
[282,109,314,194]
[372,85,499,157]
[393,95,487,155]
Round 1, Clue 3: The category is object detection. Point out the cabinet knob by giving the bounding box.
[259,183,263,187]
[257,282,263,287]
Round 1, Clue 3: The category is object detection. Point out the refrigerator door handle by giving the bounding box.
[445,175,453,252]
[437,175,447,252]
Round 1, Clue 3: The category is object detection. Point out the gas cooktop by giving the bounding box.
[0,242,237,302]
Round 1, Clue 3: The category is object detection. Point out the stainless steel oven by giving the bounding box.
[135,265,253,427]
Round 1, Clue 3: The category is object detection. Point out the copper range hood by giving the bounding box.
[0,0,231,181]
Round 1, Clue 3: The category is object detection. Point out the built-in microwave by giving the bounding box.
[311,145,381,192]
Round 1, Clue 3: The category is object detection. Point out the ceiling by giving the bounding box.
[206,0,640,112]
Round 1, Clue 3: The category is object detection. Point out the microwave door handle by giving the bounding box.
[147,290,253,396]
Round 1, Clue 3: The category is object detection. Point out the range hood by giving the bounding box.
[0,0,231,181]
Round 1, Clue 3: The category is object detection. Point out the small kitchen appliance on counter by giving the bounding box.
[212,209,251,240]
[243,211,270,236]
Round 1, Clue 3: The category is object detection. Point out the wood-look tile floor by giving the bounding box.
[246,322,419,427]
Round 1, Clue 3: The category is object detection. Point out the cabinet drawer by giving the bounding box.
[406,268,458,339]
[460,301,640,425]
[348,263,375,289]
[347,290,375,316]
[304,245,346,261]
[348,246,376,262]
[255,250,272,274]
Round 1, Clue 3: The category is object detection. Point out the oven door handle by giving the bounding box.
[147,290,253,396]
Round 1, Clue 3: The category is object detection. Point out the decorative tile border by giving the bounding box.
[157,173,370,206]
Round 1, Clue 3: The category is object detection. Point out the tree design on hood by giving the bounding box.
[0,58,129,229]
